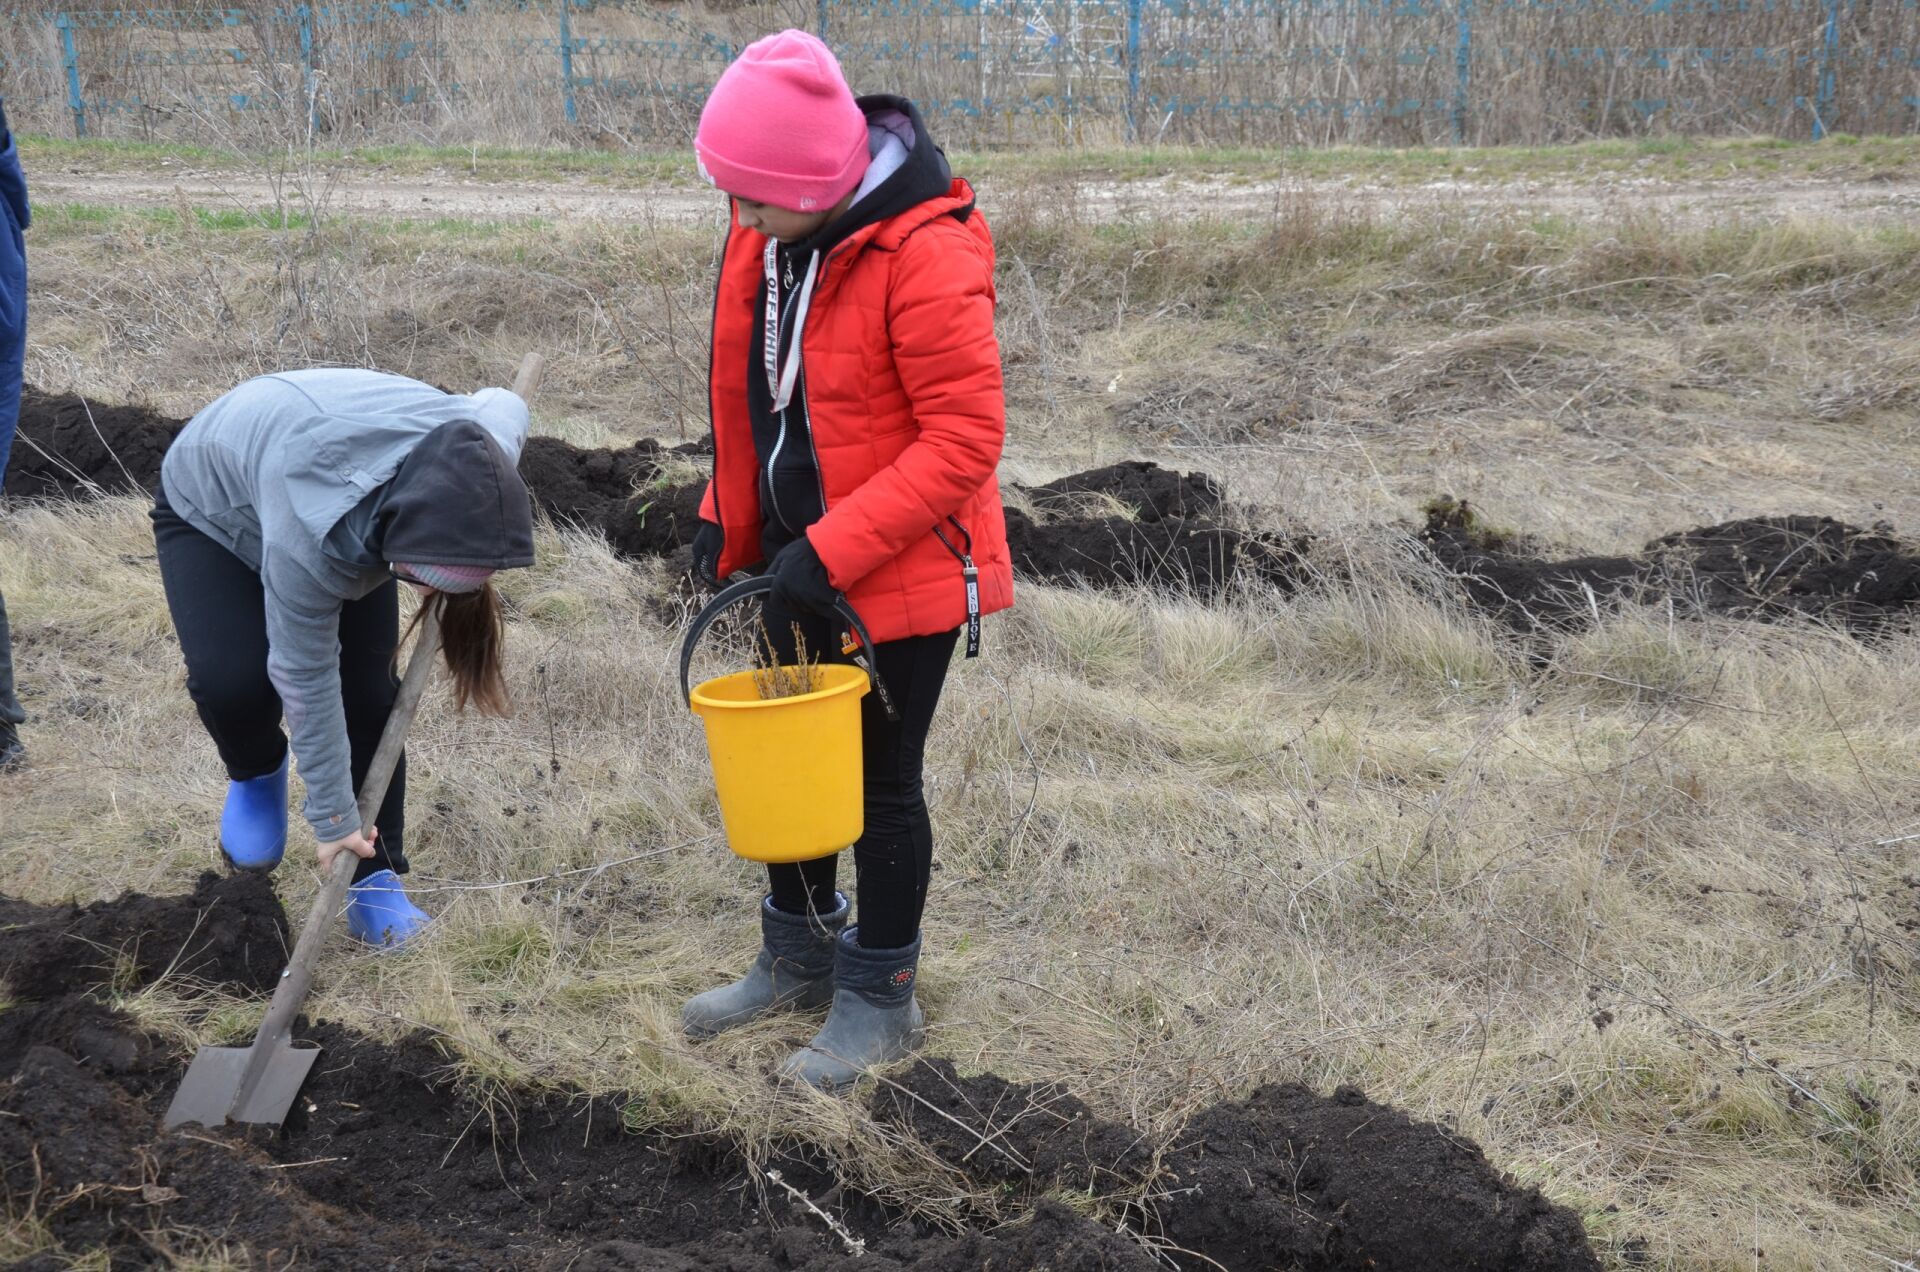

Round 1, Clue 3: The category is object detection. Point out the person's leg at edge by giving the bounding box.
[0,588,26,768]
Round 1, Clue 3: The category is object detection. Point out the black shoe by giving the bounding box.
[0,723,24,773]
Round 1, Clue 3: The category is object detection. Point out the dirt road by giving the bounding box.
[32,162,1920,225]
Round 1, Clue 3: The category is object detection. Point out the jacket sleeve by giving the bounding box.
[261,550,361,842]
[806,223,1005,589]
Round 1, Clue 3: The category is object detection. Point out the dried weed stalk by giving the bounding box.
[751,619,824,702]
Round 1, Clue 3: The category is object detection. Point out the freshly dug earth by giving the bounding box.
[1421,498,1920,631]
[1007,460,1309,593]
[2,387,185,500]
[518,433,710,561]
[0,870,286,1000]
[877,1060,1599,1272]
[0,878,1604,1271]
[14,386,1919,629]
[5,387,1303,593]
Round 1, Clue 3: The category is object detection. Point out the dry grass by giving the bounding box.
[3,158,1920,1270]
[4,495,1918,1269]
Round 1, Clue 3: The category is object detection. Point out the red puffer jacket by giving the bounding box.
[699,178,1015,646]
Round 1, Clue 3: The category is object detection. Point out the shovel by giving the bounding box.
[164,352,546,1132]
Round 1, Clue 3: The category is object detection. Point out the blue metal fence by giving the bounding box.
[0,0,1914,146]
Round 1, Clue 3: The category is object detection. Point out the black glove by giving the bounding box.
[690,521,724,588]
[767,537,839,616]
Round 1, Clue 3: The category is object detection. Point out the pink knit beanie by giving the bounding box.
[695,30,868,213]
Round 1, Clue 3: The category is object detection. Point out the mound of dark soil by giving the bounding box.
[1005,506,1307,593]
[4,386,1298,596]
[519,434,710,560]
[1008,460,1307,593]
[0,879,1603,1272]
[0,870,287,1000]
[876,1060,1599,1272]
[1422,501,1920,632]
[517,441,1302,595]
[2,387,185,500]
[1024,459,1223,523]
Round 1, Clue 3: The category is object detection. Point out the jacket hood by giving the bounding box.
[799,95,958,261]
[377,420,535,570]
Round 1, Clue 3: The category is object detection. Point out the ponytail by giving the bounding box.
[401,583,512,716]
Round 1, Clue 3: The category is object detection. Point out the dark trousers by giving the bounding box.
[152,490,406,880]
[759,600,958,951]
[0,588,22,729]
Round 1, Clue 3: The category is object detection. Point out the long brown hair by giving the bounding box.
[403,584,512,716]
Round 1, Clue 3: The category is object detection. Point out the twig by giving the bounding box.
[761,1167,866,1257]
[539,662,560,776]
[985,666,1040,852]
[403,838,710,894]
[265,1157,347,1170]
[866,1069,1035,1175]
[78,396,138,493]
[1803,657,1885,1034]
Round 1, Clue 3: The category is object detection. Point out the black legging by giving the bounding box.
[757,598,958,950]
[152,488,407,881]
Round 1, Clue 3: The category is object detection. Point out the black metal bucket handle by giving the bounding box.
[679,576,899,721]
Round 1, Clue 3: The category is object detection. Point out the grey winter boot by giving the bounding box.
[681,893,849,1039]
[777,927,925,1093]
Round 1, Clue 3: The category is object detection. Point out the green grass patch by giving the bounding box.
[24,131,1920,190]
[33,200,538,239]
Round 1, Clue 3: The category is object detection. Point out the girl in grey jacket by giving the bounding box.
[155,369,535,945]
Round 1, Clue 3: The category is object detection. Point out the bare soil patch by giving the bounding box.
[0,877,1602,1270]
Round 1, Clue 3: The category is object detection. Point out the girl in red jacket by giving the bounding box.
[681,30,1014,1091]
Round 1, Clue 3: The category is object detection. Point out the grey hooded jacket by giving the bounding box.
[160,369,529,842]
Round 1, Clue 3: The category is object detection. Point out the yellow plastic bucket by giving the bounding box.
[680,578,897,865]
[689,663,870,863]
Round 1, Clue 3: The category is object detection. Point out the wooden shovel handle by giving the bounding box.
[247,591,444,1059]
[511,352,545,404]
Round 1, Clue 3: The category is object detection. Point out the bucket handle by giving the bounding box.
[679,576,899,721]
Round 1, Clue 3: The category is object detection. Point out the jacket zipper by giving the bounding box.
[799,364,828,521]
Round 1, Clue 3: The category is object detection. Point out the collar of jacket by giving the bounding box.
[738,177,978,283]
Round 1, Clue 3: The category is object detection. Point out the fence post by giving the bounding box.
[1452,0,1472,145]
[816,0,829,42]
[297,4,319,133]
[55,12,85,139]
[1813,0,1842,139]
[1125,0,1143,142]
[558,0,577,124]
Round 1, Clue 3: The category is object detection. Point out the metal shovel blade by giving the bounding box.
[163,1040,322,1130]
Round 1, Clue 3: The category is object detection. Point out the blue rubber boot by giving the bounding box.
[219,757,289,871]
[346,869,431,948]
